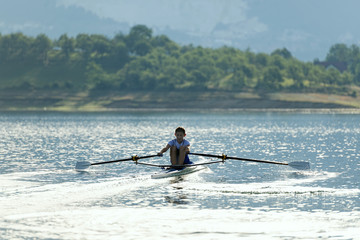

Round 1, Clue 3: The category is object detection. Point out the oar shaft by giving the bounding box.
[189,152,224,158]
[227,157,288,166]
[91,157,133,166]
[91,154,159,166]
[189,152,288,166]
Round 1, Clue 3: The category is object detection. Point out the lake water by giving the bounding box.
[0,111,359,239]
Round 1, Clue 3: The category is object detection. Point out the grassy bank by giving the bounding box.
[1,89,360,112]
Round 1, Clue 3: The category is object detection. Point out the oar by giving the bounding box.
[75,154,159,171]
[189,153,310,170]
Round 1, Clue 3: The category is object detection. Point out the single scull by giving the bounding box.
[75,152,310,179]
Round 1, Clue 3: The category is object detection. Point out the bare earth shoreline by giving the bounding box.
[1,89,360,112]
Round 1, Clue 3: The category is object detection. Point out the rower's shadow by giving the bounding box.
[164,176,189,205]
[170,176,185,184]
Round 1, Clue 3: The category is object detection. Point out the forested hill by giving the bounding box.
[1,25,360,98]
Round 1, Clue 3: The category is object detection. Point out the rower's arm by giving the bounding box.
[158,144,171,155]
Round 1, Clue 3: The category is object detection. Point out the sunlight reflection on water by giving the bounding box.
[0,112,359,239]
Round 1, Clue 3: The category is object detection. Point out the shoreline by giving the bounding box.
[2,108,360,114]
[1,89,360,113]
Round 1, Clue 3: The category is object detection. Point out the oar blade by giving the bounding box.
[288,161,310,170]
[75,161,91,171]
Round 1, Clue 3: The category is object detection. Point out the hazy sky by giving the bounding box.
[1,0,359,61]
[57,0,266,37]
[55,0,359,39]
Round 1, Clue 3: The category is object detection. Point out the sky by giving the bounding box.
[57,0,264,37]
[1,0,360,61]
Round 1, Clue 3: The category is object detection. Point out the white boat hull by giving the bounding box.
[151,166,206,179]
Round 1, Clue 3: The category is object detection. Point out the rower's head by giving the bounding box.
[175,127,186,136]
[175,127,186,141]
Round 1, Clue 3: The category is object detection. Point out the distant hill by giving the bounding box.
[0,0,130,38]
[1,0,360,61]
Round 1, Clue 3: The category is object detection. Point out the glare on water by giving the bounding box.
[0,111,359,239]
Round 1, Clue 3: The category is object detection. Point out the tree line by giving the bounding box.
[1,25,359,96]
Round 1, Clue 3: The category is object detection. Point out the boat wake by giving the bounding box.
[177,169,358,197]
[1,167,358,218]
[0,170,157,217]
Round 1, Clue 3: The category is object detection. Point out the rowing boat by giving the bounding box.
[75,153,310,177]
[151,165,206,179]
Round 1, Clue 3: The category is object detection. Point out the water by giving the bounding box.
[0,111,359,239]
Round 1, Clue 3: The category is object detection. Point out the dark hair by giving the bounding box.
[175,127,186,134]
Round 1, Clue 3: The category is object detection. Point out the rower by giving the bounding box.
[158,127,192,168]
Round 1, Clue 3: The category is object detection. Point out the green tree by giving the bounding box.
[90,34,111,55]
[126,25,153,56]
[271,48,292,59]
[57,34,74,59]
[0,29,357,94]
[111,41,129,68]
[352,63,360,84]
[132,40,152,56]
[348,44,360,75]
[32,34,52,65]
[326,43,350,63]
[287,63,305,89]
[162,65,188,89]
[256,67,283,92]
[151,35,180,56]
[75,33,93,59]
[120,57,155,89]
[271,55,286,70]
[0,33,31,61]
[88,34,125,71]
[324,68,341,85]
[255,53,269,67]
[306,65,327,88]
[86,61,117,90]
